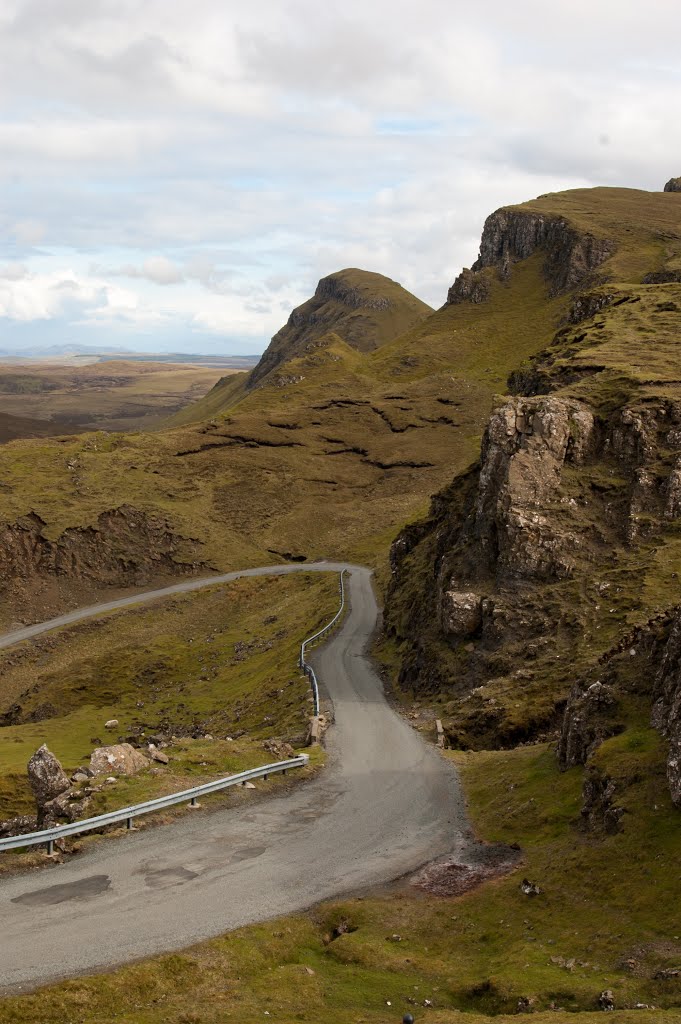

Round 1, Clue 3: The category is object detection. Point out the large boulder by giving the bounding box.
[441,589,483,638]
[664,177,681,194]
[27,744,71,826]
[90,743,150,777]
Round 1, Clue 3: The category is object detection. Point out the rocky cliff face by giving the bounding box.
[473,396,596,578]
[664,177,681,194]
[386,376,681,753]
[446,207,616,305]
[249,268,432,386]
[651,612,681,806]
[0,505,207,626]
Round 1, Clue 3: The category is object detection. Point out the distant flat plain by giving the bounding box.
[0,359,237,438]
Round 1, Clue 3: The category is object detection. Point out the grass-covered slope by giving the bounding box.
[0,571,337,825]
[248,267,434,387]
[384,189,681,755]
[1,188,679,632]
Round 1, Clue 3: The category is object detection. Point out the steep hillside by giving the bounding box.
[0,187,678,636]
[171,268,434,426]
[248,267,433,386]
[384,185,681,817]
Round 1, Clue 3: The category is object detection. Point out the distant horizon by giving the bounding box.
[0,342,262,364]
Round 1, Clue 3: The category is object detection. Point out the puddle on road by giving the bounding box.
[143,866,199,889]
[229,845,266,863]
[11,874,111,907]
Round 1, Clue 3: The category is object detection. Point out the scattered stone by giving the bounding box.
[244,781,257,789]
[27,745,71,826]
[104,719,119,730]
[516,996,535,1013]
[386,934,402,942]
[90,744,150,776]
[654,967,680,980]
[41,791,90,826]
[105,776,117,784]
[263,738,296,760]
[147,745,170,765]
[203,734,214,741]
[0,814,37,838]
[520,878,542,896]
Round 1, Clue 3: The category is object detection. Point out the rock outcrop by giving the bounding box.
[651,610,681,807]
[27,744,71,826]
[446,207,616,305]
[664,178,681,194]
[473,396,595,579]
[0,814,37,838]
[0,506,207,624]
[557,682,617,770]
[90,743,150,777]
[581,767,624,833]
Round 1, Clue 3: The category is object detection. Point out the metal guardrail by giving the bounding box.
[1,567,348,856]
[0,756,308,855]
[299,569,347,715]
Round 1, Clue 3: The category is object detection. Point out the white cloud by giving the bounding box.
[0,0,680,351]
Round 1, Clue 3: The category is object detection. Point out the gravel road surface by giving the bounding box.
[0,563,473,991]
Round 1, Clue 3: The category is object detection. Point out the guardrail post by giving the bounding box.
[126,816,133,830]
[46,839,54,855]
[190,797,198,807]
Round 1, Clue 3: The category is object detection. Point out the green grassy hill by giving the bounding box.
[1,188,680,629]
[3,182,681,1024]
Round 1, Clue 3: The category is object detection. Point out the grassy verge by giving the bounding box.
[3,731,680,1021]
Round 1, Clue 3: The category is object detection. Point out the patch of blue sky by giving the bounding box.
[376,117,443,135]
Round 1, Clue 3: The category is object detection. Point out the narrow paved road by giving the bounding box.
[0,563,474,991]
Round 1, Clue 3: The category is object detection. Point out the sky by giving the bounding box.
[0,0,680,356]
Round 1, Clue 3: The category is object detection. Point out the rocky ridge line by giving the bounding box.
[447,207,616,304]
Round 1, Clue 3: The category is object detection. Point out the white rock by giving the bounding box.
[104,719,119,730]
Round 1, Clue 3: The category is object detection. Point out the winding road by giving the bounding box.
[0,562,474,992]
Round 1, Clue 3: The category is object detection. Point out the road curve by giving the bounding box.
[0,563,474,991]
